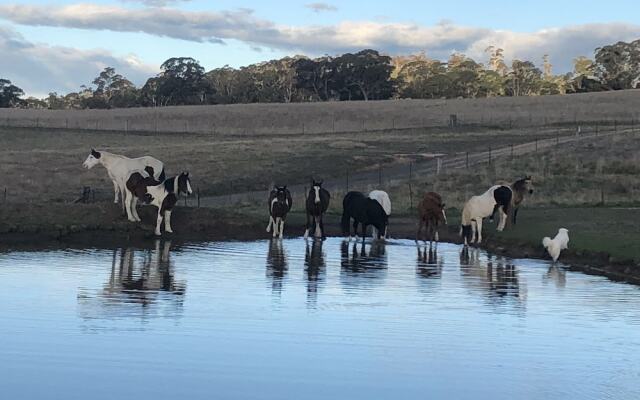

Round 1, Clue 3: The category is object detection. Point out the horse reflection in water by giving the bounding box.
[416,245,443,280]
[543,266,567,288]
[304,240,326,308]
[459,247,526,309]
[340,240,388,290]
[265,239,288,298]
[78,240,186,323]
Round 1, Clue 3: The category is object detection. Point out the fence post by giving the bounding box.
[466,152,469,168]
[409,161,413,180]
[409,183,413,210]
[3,187,6,203]
[601,189,605,206]
[197,188,200,208]
[436,158,442,175]
[510,144,514,159]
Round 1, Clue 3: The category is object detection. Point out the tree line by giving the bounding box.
[2,39,639,110]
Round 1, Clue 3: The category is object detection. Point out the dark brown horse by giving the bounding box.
[416,192,447,243]
[304,179,330,239]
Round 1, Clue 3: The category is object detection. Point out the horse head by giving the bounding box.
[275,186,288,203]
[177,172,192,196]
[83,148,101,169]
[311,179,323,204]
[514,176,534,195]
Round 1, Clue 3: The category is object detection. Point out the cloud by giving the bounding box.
[0,25,157,96]
[119,0,191,7]
[305,3,337,13]
[0,3,639,73]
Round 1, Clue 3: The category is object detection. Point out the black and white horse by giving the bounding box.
[460,184,512,245]
[266,186,292,239]
[304,179,330,239]
[125,171,192,236]
[341,191,388,243]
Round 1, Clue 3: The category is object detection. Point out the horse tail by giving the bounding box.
[341,211,350,236]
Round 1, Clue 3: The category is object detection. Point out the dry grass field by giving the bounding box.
[1,90,640,135]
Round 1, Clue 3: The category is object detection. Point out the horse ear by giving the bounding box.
[319,180,323,185]
[283,185,287,190]
[441,203,446,208]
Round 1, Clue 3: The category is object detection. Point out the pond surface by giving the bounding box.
[1,238,639,399]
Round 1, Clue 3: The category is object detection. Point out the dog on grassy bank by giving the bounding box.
[542,228,570,262]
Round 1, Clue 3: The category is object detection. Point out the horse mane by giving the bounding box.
[163,177,176,193]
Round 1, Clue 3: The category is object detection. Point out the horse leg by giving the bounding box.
[361,223,367,245]
[304,212,310,239]
[434,222,440,242]
[155,209,163,236]
[353,220,359,240]
[416,219,425,243]
[318,215,325,239]
[279,217,284,239]
[476,218,483,243]
[273,217,280,238]
[164,210,173,233]
[497,208,507,232]
[124,191,136,222]
[113,181,120,204]
[132,197,141,222]
[513,207,519,225]
[266,216,273,233]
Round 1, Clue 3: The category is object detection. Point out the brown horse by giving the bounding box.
[510,176,534,225]
[416,192,447,243]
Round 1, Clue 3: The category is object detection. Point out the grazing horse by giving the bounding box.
[341,191,388,242]
[125,171,192,236]
[83,149,165,209]
[510,176,534,225]
[460,185,512,245]
[416,192,447,244]
[368,190,391,238]
[304,180,330,239]
[266,186,292,239]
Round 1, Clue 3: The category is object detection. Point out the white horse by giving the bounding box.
[83,149,164,210]
[460,184,512,245]
[368,190,391,238]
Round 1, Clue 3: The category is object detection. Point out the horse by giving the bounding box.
[416,192,447,244]
[510,176,534,225]
[304,179,330,239]
[266,186,292,239]
[341,191,388,243]
[125,171,192,236]
[460,184,512,245]
[368,190,391,238]
[83,149,165,210]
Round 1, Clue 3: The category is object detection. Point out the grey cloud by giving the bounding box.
[0,4,639,73]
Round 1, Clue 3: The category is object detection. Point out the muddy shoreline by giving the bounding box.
[1,203,639,285]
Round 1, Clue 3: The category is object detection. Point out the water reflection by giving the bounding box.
[416,244,443,280]
[460,247,526,308]
[78,240,186,323]
[304,240,326,307]
[340,240,388,290]
[265,239,288,297]
[543,266,567,288]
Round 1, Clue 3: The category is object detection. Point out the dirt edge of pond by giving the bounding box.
[1,203,639,285]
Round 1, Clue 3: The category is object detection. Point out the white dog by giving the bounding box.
[542,228,570,262]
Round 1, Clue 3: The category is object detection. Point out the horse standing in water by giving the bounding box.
[460,184,512,245]
[510,176,534,225]
[83,149,165,210]
[368,190,391,238]
[341,191,388,243]
[125,171,192,236]
[416,192,447,244]
[304,180,330,239]
[266,186,292,239]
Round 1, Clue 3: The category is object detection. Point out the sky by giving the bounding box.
[1,0,639,97]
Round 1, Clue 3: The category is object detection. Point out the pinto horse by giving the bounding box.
[304,179,330,239]
[125,171,192,236]
[341,191,388,243]
[266,186,292,239]
[368,190,391,238]
[460,185,512,245]
[416,192,447,244]
[83,149,165,210]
